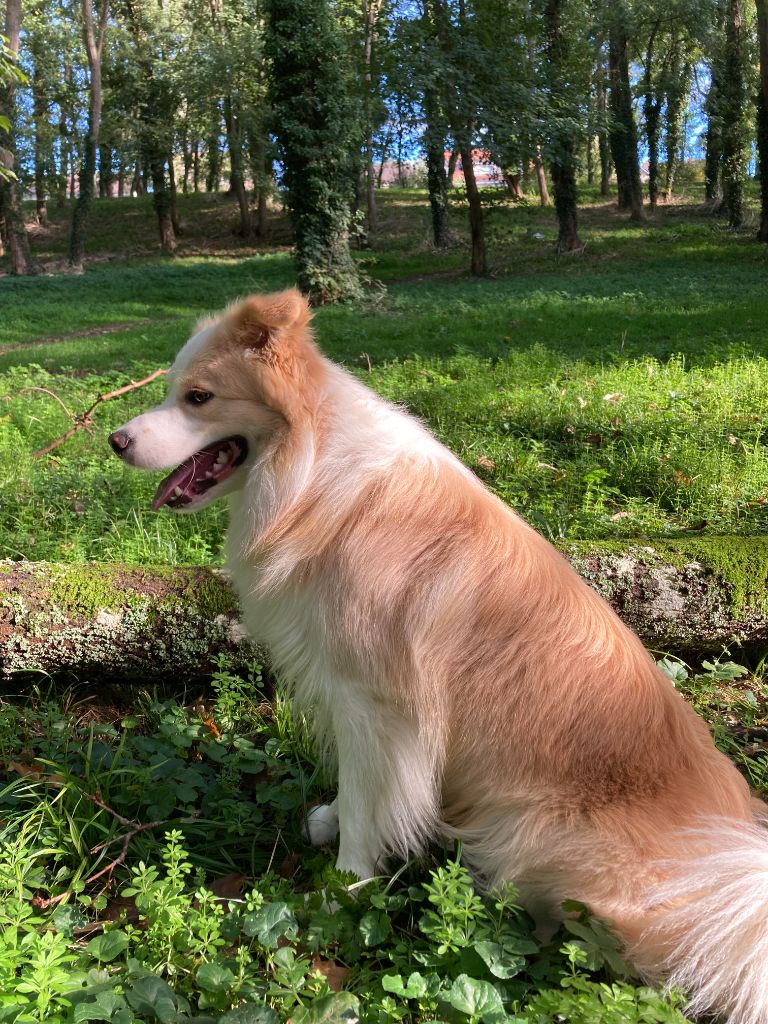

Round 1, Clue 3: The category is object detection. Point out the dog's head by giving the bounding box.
[109,288,316,512]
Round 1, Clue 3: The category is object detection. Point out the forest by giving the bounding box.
[1,0,768,292]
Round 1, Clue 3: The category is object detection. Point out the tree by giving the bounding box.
[68,0,109,268]
[719,0,750,226]
[757,0,768,240]
[0,6,40,274]
[264,0,363,301]
[606,1,644,220]
[542,0,585,251]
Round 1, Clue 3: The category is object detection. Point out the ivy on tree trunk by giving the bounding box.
[756,0,768,242]
[265,0,363,303]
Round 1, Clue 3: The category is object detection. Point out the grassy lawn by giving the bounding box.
[2,188,768,1021]
[3,190,768,564]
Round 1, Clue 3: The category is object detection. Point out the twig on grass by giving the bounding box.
[29,367,168,459]
[32,792,167,909]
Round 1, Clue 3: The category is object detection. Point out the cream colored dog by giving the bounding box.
[111,289,768,1024]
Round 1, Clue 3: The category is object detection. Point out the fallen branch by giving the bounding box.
[33,793,167,909]
[31,368,168,458]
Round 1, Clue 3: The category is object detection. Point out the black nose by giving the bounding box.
[109,430,133,456]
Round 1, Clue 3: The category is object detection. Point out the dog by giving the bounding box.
[110,288,768,1024]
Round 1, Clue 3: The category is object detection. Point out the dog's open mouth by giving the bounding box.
[151,436,249,511]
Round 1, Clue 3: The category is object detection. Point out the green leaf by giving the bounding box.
[243,901,298,947]
[220,1005,278,1024]
[125,975,187,1023]
[292,992,360,1024]
[381,972,429,999]
[196,961,236,993]
[86,930,130,963]
[53,904,88,938]
[358,909,391,947]
[448,975,507,1022]
[473,941,526,979]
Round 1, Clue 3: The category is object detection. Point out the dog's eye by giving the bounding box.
[186,389,213,405]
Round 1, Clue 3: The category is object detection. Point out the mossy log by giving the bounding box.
[1,539,767,681]
[0,560,260,682]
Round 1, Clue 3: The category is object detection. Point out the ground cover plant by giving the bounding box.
[2,188,768,1020]
[1,655,764,1023]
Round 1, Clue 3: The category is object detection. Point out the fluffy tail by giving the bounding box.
[632,821,768,1024]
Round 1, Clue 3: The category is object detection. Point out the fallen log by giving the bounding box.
[0,560,259,682]
[1,538,766,681]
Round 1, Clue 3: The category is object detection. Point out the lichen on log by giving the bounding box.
[0,560,260,681]
[562,537,768,652]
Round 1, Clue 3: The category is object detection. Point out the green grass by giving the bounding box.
[1,655,763,1022]
[2,191,768,561]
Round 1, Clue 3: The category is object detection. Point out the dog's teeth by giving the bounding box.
[205,471,214,478]
[173,487,183,497]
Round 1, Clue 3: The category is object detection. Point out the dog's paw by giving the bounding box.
[306,802,340,846]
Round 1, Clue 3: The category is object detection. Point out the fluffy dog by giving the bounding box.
[110,289,768,1024]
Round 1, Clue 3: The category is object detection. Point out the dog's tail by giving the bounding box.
[628,819,768,1024]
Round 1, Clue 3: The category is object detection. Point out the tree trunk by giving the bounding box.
[426,140,451,246]
[608,15,643,220]
[206,125,221,192]
[720,0,749,226]
[68,0,109,268]
[223,94,251,237]
[544,0,582,252]
[362,0,380,234]
[756,0,768,241]
[594,51,611,196]
[167,153,180,235]
[459,141,486,275]
[31,47,49,225]
[534,146,551,205]
[642,21,662,210]
[663,52,691,200]
[150,157,176,253]
[504,171,523,197]
[98,143,113,197]
[0,0,40,275]
[193,139,201,192]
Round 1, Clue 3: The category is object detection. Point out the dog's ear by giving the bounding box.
[229,289,312,351]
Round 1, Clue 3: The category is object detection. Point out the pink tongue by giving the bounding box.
[151,444,222,510]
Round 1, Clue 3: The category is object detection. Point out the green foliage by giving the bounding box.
[0,658,716,1020]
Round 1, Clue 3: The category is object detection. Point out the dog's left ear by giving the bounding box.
[230,288,312,351]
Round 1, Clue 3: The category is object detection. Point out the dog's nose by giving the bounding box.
[108,429,133,456]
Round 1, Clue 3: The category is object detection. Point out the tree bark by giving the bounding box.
[459,141,486,274]
[534,145,550,206]
[720,0,749,226]
[68,0,109,268]
[150,157,176,253]
[362,0,380,234]
[642,20,662,209]
[223,93,251,237]
[608,15,643,220]
[663,51,691,200]
[544,0,582,252]
[756,0,768,241]
[0,0,40,275]
[30,44,49,225]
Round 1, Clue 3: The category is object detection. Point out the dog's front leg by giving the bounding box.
[307,685,437,881]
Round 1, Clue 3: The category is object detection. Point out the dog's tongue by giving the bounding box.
[152,439,240,511]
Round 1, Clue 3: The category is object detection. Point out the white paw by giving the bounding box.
[334,853,378,880]
[306,802,340,846]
